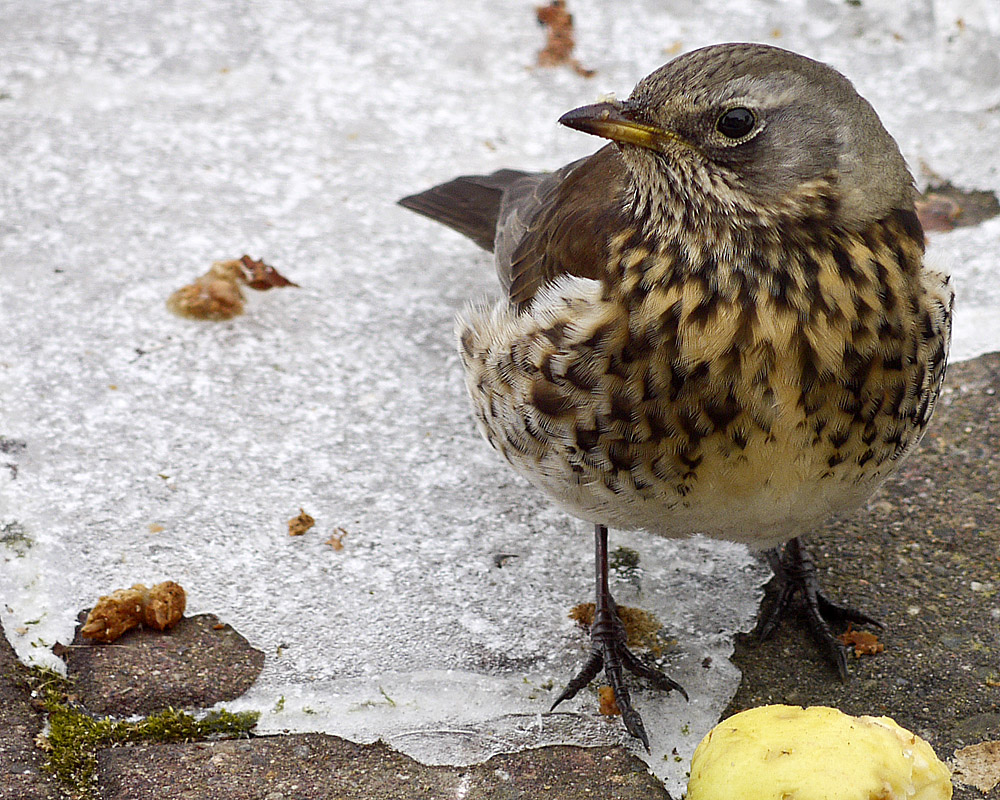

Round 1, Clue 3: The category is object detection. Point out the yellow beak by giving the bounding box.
[558,101,689,150]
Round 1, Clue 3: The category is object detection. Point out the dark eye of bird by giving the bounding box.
[716,107,756,139]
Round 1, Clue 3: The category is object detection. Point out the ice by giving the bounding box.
[2,0,998,794]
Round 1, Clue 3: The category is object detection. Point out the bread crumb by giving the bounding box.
[839,625,885,657]
[598,686,620,716]
[167,255,298,320]
[80,581,186,643]
[535,1,595,77]
[288,509,316,536]
[325,527,348,550]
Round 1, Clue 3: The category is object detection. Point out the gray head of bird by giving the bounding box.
[559,42,915,232]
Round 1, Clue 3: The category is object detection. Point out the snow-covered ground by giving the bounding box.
[2,1,998,793]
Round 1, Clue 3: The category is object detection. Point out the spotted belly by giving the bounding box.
[457,244,952,549]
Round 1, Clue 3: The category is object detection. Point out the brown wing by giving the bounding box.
[494,145,631,308]
[399,144,631,308]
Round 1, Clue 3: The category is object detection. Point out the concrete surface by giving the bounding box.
[55,613,264,716]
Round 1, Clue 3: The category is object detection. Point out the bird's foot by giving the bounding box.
[550,602,687,751]
[756,537,882,680]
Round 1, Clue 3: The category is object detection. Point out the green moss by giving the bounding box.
[27,666,258,798]
[1,521,33,555]
[21,664,69,702]
[609,545,640,572]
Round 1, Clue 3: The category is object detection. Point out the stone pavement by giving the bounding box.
[3,352,998,798]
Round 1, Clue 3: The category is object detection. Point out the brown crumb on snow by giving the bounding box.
[80,581,186,643]
[288,509,316,536]
[325,527,348,550]
[167,255,298,320]
[236,254,298,290]
[535,1,595,78]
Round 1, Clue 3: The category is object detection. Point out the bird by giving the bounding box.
[399,42,953,750]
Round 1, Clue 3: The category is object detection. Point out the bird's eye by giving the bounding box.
[716,107,756,139]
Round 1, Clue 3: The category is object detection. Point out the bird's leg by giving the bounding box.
[756,536,882,679]
[550,524,686,751]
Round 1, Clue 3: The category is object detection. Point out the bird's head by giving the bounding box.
[559,43,914,232]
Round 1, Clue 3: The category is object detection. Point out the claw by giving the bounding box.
[619,645,689,701]
[552,524,685,751]
[550,649,603,711]
[757,537,882,679]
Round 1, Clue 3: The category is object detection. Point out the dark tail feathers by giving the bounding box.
[398,169,529,252]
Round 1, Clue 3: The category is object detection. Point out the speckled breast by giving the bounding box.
[458,208,952,548]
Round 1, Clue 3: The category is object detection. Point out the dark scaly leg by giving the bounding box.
[551,524,686,750]
[756,536,882,679]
